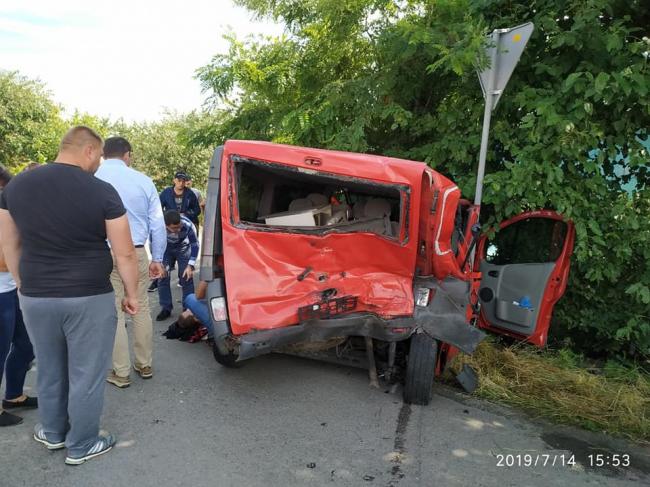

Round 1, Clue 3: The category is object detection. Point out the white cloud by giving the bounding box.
[0,0,282,121]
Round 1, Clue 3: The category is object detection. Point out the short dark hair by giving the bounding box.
[164,210,181,226]
[0,165,12,187]
[103,137,132,159]
[177,313,199,329]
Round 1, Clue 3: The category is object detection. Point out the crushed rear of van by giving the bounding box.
[200,140,487,404]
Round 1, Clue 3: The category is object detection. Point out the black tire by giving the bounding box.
[403,332,438,405]
[212,339,239,368]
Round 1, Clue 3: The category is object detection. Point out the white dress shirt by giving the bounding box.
[95,159,167,262]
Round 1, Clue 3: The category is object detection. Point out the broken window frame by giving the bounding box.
[227,155,411,244]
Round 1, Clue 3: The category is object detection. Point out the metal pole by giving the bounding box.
[364,336,380,389]
[473,30,500,208]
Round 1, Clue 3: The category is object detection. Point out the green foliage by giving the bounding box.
[67,111,113,139]
[111,112,215,191]
[0,71,64,169]
[197,0,650,358]
[0,69,213,191]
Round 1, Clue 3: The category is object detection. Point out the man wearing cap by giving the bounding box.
[159,172,201,227]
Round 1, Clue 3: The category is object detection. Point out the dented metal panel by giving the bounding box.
[218,140,465,337]
[414,276,486,354]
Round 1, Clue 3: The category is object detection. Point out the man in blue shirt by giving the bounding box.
[159,172,201,226]
[156,210,199,321]
[95,137,167,388]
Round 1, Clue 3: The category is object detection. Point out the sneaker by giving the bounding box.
[106,371,131,388]
[148,280,158,293]
[156,309,171,321]
[65,434,115,465]
[133,364,153,379]
[33,424,65,449]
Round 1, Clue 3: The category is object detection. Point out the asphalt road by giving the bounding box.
[2,284,649,487]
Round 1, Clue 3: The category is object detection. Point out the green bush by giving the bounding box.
[196,0,650,358]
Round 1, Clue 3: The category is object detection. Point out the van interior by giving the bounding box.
[233,157,404,239]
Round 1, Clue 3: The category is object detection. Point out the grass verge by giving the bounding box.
[444,340,650,443]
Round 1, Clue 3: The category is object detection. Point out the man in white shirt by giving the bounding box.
[95,137,167,388]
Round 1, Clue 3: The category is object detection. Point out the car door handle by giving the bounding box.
[488,270,499,278]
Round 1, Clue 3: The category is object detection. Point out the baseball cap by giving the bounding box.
[174,171,189,180]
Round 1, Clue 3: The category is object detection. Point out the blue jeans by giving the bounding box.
[183,294,214,338]
[0,288,35,400]
[158,247,195,312]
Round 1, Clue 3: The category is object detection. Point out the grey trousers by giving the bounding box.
[19,291,117,456]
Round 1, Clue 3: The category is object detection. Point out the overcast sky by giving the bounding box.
[0,0,281,121]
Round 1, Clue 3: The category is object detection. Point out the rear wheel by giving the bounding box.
[403,332,438,405]
[212,339,239,368]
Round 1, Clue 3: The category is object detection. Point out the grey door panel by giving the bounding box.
[479,261,555,336]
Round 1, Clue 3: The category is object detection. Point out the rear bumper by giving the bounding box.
[209,277,486,362]
[236,313,415,361]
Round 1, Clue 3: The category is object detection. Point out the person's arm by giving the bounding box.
[0,209,21,287]
[159,188,169,212]
[184,190,201,222]
[195,280,208,300]
[181,222,200,280]
[194,190,202,218]
[187,222,199,267]
[147,181,167,278]
[0,246,8,273]
[106,215,139,315]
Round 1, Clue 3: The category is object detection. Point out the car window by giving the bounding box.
[485,218,567,265]
[232,156,405,241]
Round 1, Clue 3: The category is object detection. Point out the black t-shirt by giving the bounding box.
[0,163,126,298]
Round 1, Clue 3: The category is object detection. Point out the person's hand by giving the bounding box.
[182,265,194,281]
[149,261,166,279]
[122,296,139,315]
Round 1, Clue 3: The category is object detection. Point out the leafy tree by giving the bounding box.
[0,70,214,195]
[0,71,64,170]
[197,0,650,357]
[111,112,215,191]
[67,111,113,139]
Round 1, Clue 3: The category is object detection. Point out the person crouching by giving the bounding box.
[156,210,198,321]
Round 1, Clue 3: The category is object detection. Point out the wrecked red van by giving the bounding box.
[199,140,575,405]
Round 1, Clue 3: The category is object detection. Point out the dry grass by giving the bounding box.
[444,340,650,443]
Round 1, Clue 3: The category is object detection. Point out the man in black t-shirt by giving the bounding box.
[0,126,140,466]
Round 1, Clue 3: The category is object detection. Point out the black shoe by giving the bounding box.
[2,396,38,410]
[0,411,23,427]
[156,309,171,321]
[148,280,158,292]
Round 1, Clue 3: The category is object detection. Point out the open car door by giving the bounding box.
[476,211,575,346]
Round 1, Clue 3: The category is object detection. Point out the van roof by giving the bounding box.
[224,140,436,187]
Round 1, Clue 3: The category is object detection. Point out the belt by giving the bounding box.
[134,244,145,248]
